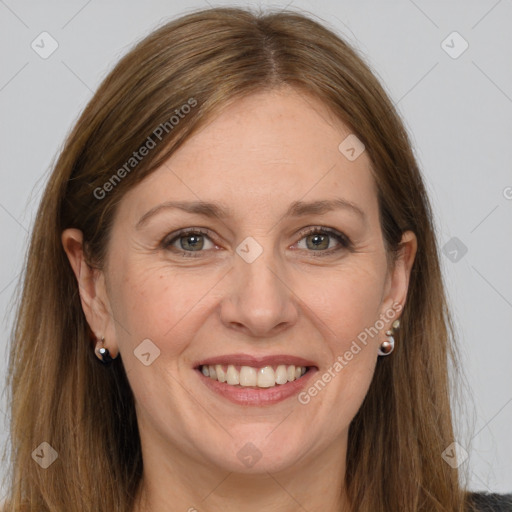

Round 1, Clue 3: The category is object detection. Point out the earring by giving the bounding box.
[378,319,400,357]
[95,336,115,365]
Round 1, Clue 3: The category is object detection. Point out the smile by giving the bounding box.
[200,364,308,388]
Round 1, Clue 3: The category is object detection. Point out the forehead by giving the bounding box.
[121,88,378,223]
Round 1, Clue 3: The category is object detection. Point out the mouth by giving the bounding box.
[193,354,318,405]
[197,363,312,388]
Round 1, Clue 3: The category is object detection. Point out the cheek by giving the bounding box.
[292,260,385,417]
[303,261,387,345]
[295,267,383,437]
[108,257,223,356]
[108,244,387,362]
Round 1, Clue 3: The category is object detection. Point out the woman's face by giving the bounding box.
[74,87,416,475]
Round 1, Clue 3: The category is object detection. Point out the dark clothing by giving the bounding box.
[467,492,512,511]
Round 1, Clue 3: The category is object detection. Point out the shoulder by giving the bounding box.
[466,492,512,511]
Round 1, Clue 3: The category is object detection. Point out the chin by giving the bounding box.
[202,433,308,474]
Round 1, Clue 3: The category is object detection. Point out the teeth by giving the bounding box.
[257,366,275,388]
[226,365,239,385]
[200,364,308,388]
[275,365,288,385]
[216,365,227,383]
[240,366,257,387]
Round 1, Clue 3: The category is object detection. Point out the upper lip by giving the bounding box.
[194,353,318,368]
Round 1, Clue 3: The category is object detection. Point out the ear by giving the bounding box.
[61,228,119,358]
[380,230,417,322]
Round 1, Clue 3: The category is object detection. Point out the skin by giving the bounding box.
[62,87,417,512]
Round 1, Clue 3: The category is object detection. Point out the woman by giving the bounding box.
[2,6,511,512]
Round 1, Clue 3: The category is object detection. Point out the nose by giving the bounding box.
[219,249,299,338]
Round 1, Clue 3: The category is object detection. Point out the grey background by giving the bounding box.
[1,0,511,498]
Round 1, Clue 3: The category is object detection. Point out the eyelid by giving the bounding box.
[161,227,216,249]
[292,226,352,256]
[295,226,351,246]
[161,225,352,257]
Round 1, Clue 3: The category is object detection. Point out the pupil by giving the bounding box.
[184,235,203,250]
[308,234,327,250]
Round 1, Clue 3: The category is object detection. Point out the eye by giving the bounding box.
[161,226,352,258]
[294,227,351,256]
[162,228,217,257]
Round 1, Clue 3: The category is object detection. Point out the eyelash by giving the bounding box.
[161,226,352,259]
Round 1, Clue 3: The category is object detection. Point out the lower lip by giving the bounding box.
[196,367,318,406]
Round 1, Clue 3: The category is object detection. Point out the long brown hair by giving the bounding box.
[3,6,474,511]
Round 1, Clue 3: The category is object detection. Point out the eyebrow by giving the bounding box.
[135,198,366,229]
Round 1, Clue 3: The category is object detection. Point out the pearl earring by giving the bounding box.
[377,319,400,357]
[95,336,114,365]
